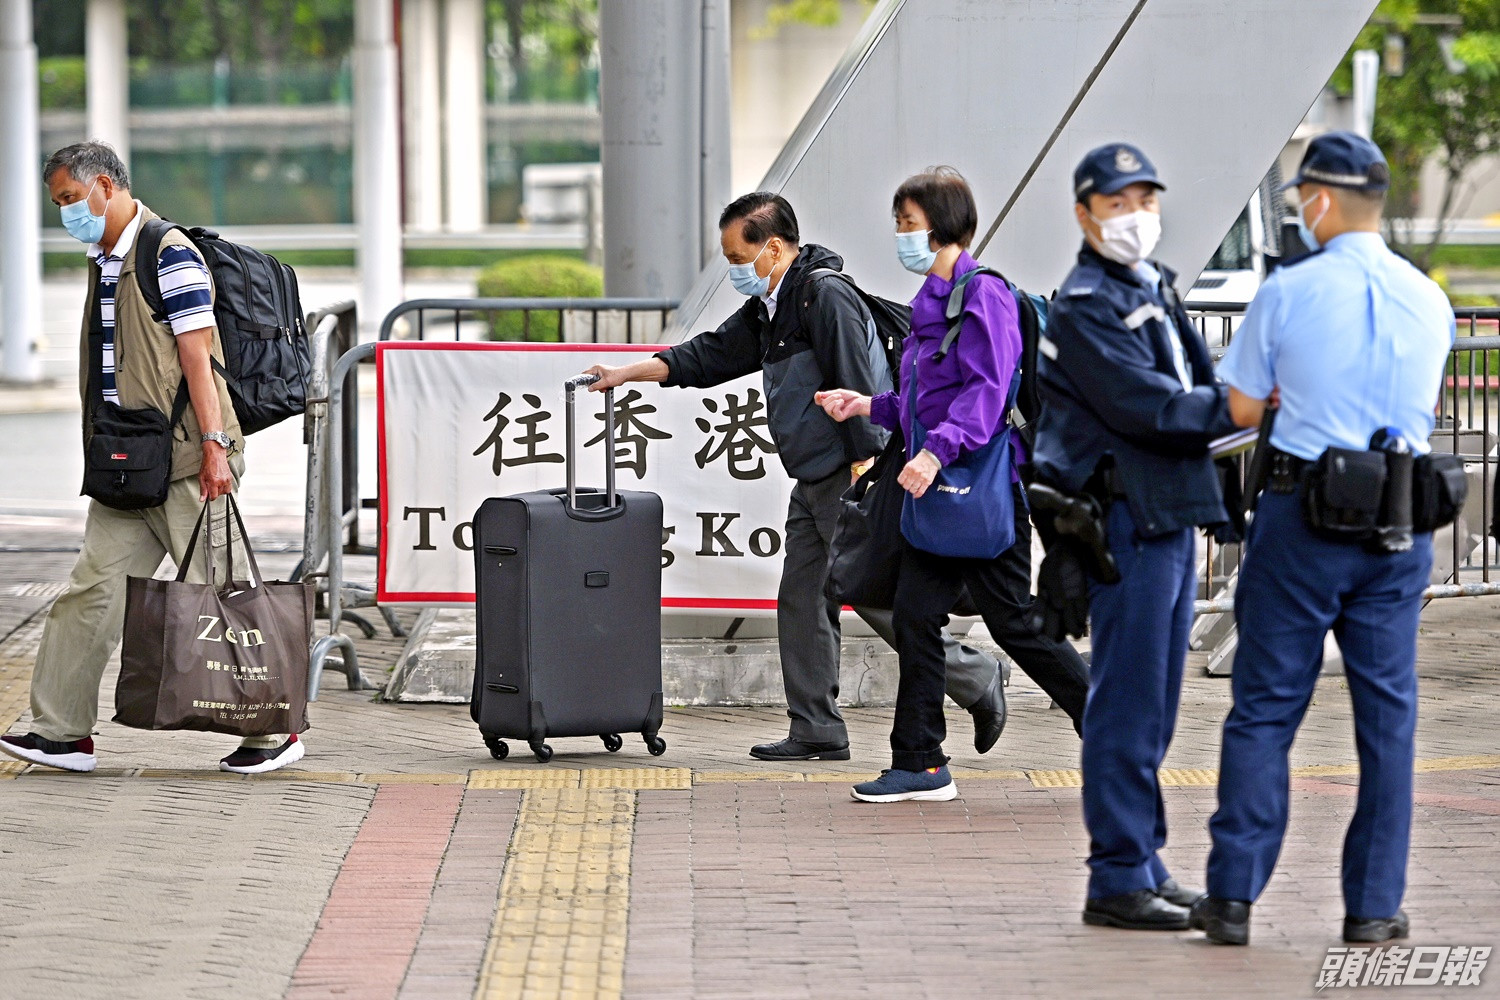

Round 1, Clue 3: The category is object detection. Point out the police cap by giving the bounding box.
[1073,143,1165,202]
[1282,131,1390,193]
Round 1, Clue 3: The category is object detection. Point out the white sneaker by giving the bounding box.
[219,735,306,774]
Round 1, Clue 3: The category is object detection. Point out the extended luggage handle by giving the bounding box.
[563,375,618,512]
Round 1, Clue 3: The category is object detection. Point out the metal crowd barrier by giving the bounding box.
[1187,306,1500,673]
[300,296,1500,696]
[305,296,680,699]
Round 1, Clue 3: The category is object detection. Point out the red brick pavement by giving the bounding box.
[618,773,1500,1000]
[287,784,465,1000]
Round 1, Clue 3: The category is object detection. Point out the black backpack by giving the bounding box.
[806,268,912,385]
[136,220,309,436]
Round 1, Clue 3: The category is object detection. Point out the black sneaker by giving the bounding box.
[0,732,97,772]
[219,736,306,774]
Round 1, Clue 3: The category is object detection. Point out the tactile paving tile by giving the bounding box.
[475,787,634,1000]
[1158,768,1219,786]
[468,768,582,789]
[1027,769,1084,788]
[579,768,690,790]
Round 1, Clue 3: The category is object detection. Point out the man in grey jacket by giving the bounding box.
[586,192,1005,762]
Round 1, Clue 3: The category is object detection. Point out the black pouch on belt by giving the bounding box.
[1302,447,1387,541]
[1412,453,1469,533]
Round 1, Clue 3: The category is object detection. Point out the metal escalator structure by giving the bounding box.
[666,0,1378,340]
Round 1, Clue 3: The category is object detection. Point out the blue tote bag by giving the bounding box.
[899,269,1021,560]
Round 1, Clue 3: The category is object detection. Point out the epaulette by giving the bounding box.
[1276,247,1326,269]
[1061,263,1104,298]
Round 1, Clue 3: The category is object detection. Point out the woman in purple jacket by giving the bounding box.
[818,168,1090,803]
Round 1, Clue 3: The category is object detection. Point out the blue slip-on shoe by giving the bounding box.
[850,766,958,803]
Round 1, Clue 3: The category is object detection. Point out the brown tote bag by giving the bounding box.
[115,496,313,737]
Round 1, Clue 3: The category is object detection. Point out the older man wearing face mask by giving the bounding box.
[1028,144,1237,930]
[0,141,302,777]
[584,192,1006,764]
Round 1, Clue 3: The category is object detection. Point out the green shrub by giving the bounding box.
[475,255,603,342]
[39,57,86,109]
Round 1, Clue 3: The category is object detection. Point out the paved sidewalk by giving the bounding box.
[1,516,1498,999]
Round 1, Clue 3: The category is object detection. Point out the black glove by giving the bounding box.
[1027,539,1092,642]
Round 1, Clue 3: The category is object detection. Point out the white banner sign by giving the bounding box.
[377,343,793,612]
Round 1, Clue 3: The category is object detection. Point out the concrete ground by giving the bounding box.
[1,511,1498,1000]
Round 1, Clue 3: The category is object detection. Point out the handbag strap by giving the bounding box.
[175,495,262,591]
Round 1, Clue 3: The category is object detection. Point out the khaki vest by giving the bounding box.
[77,205,244,482]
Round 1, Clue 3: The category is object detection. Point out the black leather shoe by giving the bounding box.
[1190,895,1251,945]
[1344,910,1410,943]
[1156,877,1206,908]
[1082,890,1191,930]
[968,677,1007,754]
[749,737,851,762]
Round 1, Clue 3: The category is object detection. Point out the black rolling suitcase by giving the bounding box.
[470,374,666,763]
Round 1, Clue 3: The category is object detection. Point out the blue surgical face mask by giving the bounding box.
[60,178,107,245]
[895,228,938,275]
[58,177,106,245]
[727,241,772,298]
[1296,190,1329,252]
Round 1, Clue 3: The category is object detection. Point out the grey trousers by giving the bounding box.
[777,470,1001,743]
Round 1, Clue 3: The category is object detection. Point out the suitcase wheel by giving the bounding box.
[602,734,624,753]
[481,732,509,761]
[530,742,554,763]
[645,735,667,757]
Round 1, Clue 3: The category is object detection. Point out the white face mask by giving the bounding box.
[1089,209,1162,265]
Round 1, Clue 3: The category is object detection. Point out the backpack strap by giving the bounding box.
[133,217,179,323]
[934,266,1004,362]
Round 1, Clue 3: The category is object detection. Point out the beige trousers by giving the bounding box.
[29,471,283,750]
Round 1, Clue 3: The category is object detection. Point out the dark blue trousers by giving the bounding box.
[1082,501,1198,899]
[1206,492,1430,919]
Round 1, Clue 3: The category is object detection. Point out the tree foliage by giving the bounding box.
[1332,0,1500,267]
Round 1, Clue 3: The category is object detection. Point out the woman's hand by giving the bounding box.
[814,389,871,422]
[898,449,942,498]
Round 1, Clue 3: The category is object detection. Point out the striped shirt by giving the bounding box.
[88,202,216,404]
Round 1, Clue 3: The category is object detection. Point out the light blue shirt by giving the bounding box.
[1217,232,1455,460]
[1135,260,1193,391]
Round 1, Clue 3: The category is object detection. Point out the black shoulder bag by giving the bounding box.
[81,280,190,511]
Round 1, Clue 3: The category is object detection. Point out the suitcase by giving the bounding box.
[470,374,666,763]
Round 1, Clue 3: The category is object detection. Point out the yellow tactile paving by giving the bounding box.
[1028,769,1084,788]
[578,768,691,790]
[1414,754,1500,772]
[949,768,1029,781]
[1158,768,1220,786]
[474,787,634,1000]
[0,760,25,779]
[468,768,582,789]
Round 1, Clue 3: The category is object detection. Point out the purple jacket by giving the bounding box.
[870,251,1023,469]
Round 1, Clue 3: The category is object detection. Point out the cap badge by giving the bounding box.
[1115,148,1142,172]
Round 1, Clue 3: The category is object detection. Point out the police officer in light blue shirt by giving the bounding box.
[1193,132,1456,947]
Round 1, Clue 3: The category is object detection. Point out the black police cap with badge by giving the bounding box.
[1073,143,1166,202]
[1282,130,1391,193]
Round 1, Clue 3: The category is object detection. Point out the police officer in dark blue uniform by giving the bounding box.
[1029,143,1237,930]
[1192,133,1456,946]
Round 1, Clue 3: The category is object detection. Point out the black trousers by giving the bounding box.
[890,483,1091,771]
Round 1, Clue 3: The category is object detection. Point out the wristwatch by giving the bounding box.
[201,431,234,451]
